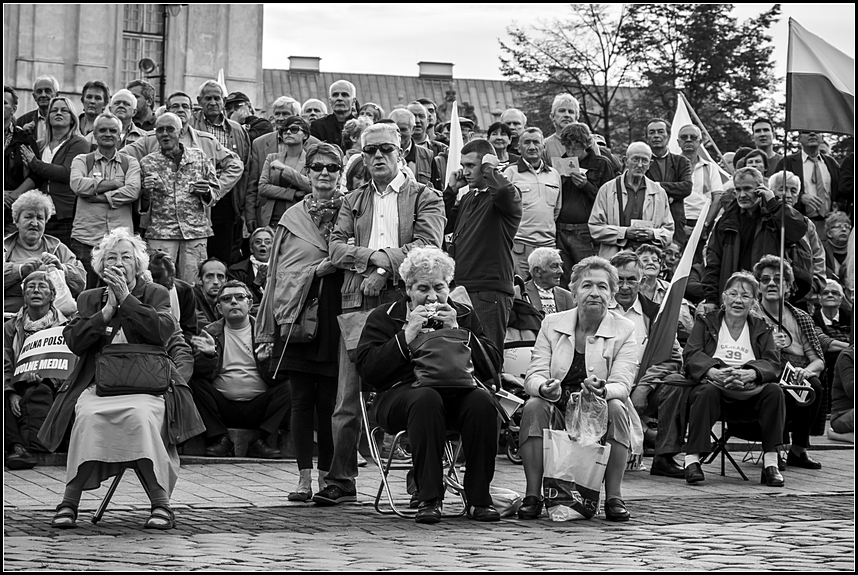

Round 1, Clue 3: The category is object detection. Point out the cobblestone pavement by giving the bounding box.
[4,447,855,570]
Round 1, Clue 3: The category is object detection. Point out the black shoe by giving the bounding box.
[777,452,786,471]
[409,491,420,509]
[5,444,37,470]
[415,498,442,524]
[685,461,705,484]
[467,505,501,522]
[604,498,630,522]
[205,436,235,457]
[786,451,822,470]
[246,438,283,459]
[313,485,357,506]
[761,465,785,487]
[517,495,543,520]
[650,455,685,479]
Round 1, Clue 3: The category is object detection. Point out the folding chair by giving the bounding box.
[91,466,151,524]
[359,390,467,518]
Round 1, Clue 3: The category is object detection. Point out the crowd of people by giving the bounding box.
[3,70,854,529]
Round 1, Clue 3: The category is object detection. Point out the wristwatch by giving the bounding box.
[376,268,388,277]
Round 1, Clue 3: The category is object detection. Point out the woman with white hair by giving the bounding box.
[38,227,203,530]
[355,246,503,524]
[18,96,90,247]
[3,190,85,314]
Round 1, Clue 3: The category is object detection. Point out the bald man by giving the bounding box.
[588,142,675,258]
[310,79,356,147]
[139,113,221,283]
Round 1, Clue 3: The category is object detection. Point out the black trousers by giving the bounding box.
[207,199,236,266]
[4,382,53,452]
[641,383,690,457]
[190,379,291,439]
[289,371,337,470]
[686,382,785,454]
[375,385,498,507]
[784,375,823,448]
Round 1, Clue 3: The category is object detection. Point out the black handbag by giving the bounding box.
[410,328,478,390]
[279,278,323,344]
[95,344,171,397]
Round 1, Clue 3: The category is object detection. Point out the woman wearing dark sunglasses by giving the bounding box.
[256,142,346,501]
[258,116,313,227]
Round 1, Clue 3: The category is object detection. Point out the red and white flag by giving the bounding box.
[787,18,854,135]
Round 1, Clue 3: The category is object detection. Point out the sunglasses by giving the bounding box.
[821,290,842,296]
[308,163,341,173]
[679,134,699,141]
[218,293,249,303]
[284,126,305,134]
[362,144,398,155]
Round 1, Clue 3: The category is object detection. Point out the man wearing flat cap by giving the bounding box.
[225,92,273,143]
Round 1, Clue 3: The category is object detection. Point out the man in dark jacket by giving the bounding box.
[444,138,522,354]
[645,118,693,245]
[190,280,289,458]
[4,86,40,236]
[224,91,273,143]
[702,167,807,309]
[149,251,198,345]
[16,75,58,143]
[310,79,356,147]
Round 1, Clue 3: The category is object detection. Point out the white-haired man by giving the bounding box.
[70,112,142,288]
[501,108,527,155]
[301,98,327,124]
[139,112,220,283]
[310,80,356,147]
[542,94,580,164]
[519,247,573,315]
[17,75,59,143]
[189,80,251,265]
[245,96,321,232]
[88,89,148,149]
[678,124,723,238]
[589,142,674,258]
[389,108,441,188]
[312,122,446,506]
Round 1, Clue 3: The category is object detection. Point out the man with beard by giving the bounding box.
[310,80,356,147]
[645,118,692,245]
[775,131,842,238]
[589,142,674,259]
[17,75,58,143]
[751,117,782,178]
[77,80,110,137]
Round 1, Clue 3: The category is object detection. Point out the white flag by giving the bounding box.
[445,101,465,190]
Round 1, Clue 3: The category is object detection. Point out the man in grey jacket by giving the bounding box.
[313,122,445,505]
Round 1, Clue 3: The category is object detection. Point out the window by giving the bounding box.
[121,4,165,88]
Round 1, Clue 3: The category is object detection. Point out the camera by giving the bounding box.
[425,303,444,330]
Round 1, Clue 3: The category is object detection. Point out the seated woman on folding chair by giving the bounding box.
[355,246,503,524]
[753,255,825,470]
[38,227,203,530]
[683,271,786,487]
[518,256,638,522]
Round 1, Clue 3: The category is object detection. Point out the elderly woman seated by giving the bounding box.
[518,256,638,522]
[355,247,503,524]
[4,190,85,315]
[683,271,785,487]
[4,271,71,470]
[38,227,203,529]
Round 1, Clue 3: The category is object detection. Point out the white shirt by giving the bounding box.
[610,297,649,361]
[684,157,723,221]
[41,136,69,164]
[820,309,839,326]
[801,150,832,217]
[367,171,405,250]
[713,321,756,368]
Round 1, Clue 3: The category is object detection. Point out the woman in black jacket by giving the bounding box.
[355,247,502,524]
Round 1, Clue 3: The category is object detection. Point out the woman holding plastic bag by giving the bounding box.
[518,256,638,522]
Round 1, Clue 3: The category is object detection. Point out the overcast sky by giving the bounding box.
[262,3,855,82]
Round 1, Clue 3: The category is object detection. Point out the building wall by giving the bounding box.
[3,4,263,116]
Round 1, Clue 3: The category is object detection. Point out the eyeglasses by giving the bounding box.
[679,134,699,141]
[284,126,305,134]
[218,293,249,303]
[617,278,640,287]
[724,290,753,302]
[362,144,399,155]
[627,157,650,165]
[308,163,341,173]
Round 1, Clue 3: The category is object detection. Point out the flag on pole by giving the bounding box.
[668,94,731,184]
[217,68,229,97]
[787,18,854,135]
[636,200,710,382]
[445,101,465,190]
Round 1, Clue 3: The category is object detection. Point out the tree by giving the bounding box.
[619,4,781,152]
[499,4,633,147]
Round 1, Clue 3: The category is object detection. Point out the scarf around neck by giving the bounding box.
[305,192,344,242]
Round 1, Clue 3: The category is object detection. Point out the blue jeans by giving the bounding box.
[324,287,403,492]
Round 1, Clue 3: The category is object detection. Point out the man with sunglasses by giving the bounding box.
[678,124,723,240]
[190,279,290,459]
[316,123,445,506]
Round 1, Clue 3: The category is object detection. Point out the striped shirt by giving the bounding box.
[201,116,230,148]
[367,171,405,250]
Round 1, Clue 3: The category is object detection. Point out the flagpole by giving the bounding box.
[778,22,793,359]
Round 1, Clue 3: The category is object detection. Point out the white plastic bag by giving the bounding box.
[489,486,523,518]
[565,392,608,445]
[45,266,77,316]
[542,429,611,521]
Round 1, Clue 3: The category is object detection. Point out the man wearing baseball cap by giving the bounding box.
[225,91,273,143]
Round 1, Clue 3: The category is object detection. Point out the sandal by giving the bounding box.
[144,505,175,530]
[287,489,313,502]
[50,504,78,529]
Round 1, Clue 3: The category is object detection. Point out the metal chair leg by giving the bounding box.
[91,468,126,524]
